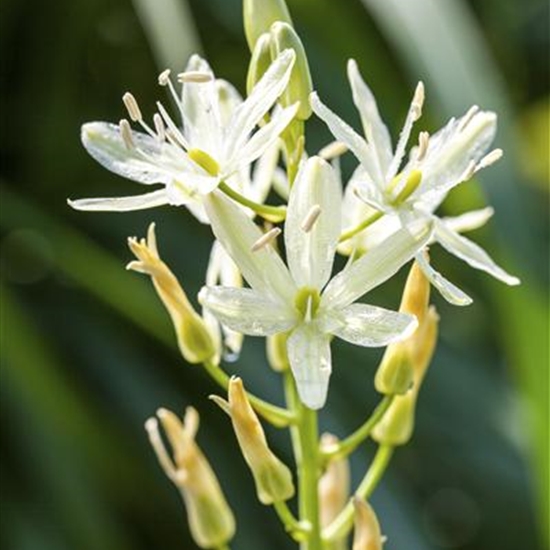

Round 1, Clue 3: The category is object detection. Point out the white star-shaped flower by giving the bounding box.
[68,50,297,216]
[199,156,432,409]
[311,59,519,305]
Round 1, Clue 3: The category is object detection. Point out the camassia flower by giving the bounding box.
[199,156,432,409]
[68,49,297,215]
[311,59,519,306]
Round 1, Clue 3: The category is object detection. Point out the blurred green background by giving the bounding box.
[1,0,548,549]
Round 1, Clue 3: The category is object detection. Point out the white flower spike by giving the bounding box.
[68,50,297,219]
[199,157,432,409]
[311,59,519,306]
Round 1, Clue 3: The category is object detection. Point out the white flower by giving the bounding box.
[199,156,432,410]
[68,50,298,217]
[311,59,519,306]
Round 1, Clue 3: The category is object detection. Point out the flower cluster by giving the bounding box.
[70,0,519,547]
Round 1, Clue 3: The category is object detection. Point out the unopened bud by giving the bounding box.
[243,0,293,50]
[145,407,235,549]
[319,434,350,529]
[375,259,430,395]
[352,498,383,550]
[127,223,216,364]
[218,377,294,504]
[373,306,439,445]
[247,33,274,96]
[270,22,313,120]
[266,332,290,372]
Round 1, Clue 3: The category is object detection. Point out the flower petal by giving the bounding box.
[227,103,298,172]
[415,252,473,306]
[347,59,393,179]
[285,157,342,289]
[165,172,220,205]
[322,218,433,309]
[440,207,494,235]
[81,122,173,185]
[287,323,332,410]
[199,286,296,336]
[434,220,520,285]
[224,50,296,161]
[68,188,169,211]
[320,303,417,347]
[204,191,296,301]
[310,93,380,184]
[247,140,281,204]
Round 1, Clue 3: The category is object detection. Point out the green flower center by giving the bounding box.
[294,287,321,321]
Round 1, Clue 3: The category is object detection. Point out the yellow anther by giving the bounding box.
[188,148,220,176]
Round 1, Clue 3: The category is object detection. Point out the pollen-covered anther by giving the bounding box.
[319,141,348,160]
[158,69,171,86]
[177,71,214,83]
[300,204,322,232]
[122,92,143,122]
[417,131,430,161]
[476,148,503,171]
[411,82,425,121]
[153,113,166,143]
[119,119,135,149]
[458,105,480,131]
[251,227,282,252]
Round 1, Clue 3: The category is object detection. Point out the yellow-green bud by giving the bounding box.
[247,33,274,96]
[220,377,295,504]
[145,407,236,549]
[127,223,216,364]
[266,331,290,372]
[270,21,313,120]
[374,259,430,395]
[243,0,293,50]
[352,498,383,550]
[373,306,439,445]
[319,434,350,529]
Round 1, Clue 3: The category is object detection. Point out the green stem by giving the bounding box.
[284,373,323,550]
[321,395,394,463]
[218,181,287,222]
[338,211,384,243]
[273,500,309,540]
[323,445,394,542]
[202,359,294,427]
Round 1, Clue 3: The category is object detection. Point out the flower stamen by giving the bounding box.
[300,204,322,232]
[251,227,282,252]
[177,71,213,83]
[119,119,135,149]
[153,113,166,144]
[417,131,430,162]
[122,92,143,122]
[458,105,480,131]
[476,148,503,171]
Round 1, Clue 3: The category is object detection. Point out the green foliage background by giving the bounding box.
[1,0,548,549]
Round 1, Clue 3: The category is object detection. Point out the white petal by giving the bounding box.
[68,188,169,212]
[247,140,281,204]
[287,323,332,410]
[440,207,494,234]
[81,122,173,185]
[415,252,473,306]
[199,286,296,336]
[204,191,296,301]
[415,110,497,205]
[310,93,381,184]
[285,157,342,289]
[434,220,520,285]
[323,218,433,309]
[228,103,298,171]
[165,172,220,205]
[215,79,243,128]
[347,59,393,178]
[320,303,417,347]
[224,50,295,161]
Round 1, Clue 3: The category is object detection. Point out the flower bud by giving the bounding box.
[247,33,274,96]
[372,306,439,445]
[266,332,290,372]
[374,259,430,395]
[352,497,383,550]
[145,407,235,549]
[243,0,293,51]
[127,223,216,364]
[270,22,313,120]
[217,377,295,504]
[319,434,350,529]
